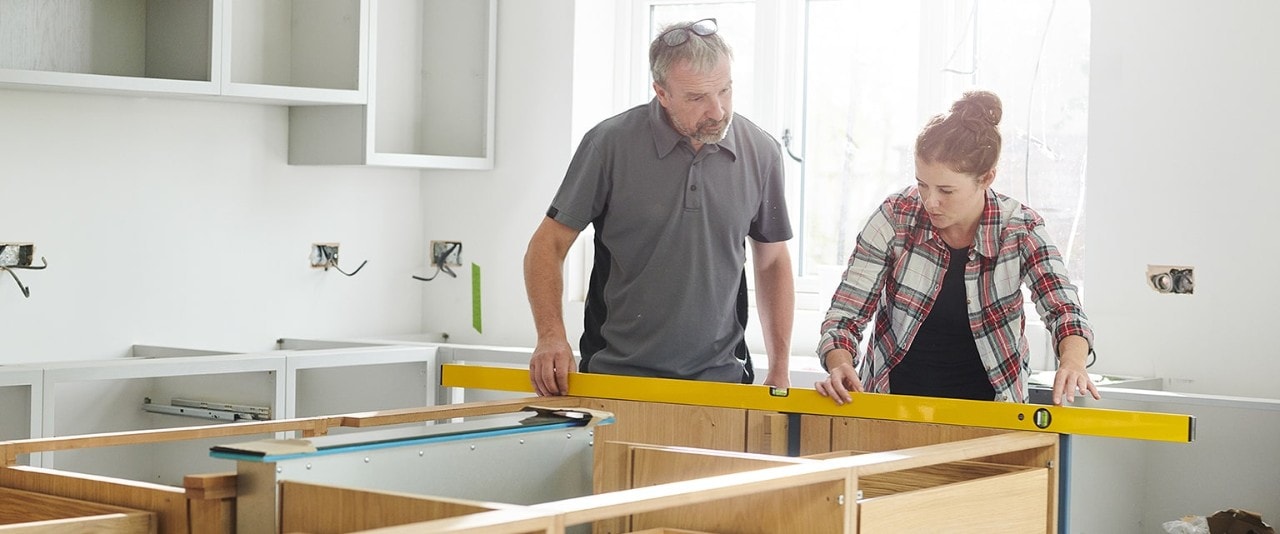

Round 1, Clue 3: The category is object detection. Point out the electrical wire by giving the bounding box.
[412,242,461,282]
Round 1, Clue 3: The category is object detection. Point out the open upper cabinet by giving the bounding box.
[0,0,494,169]
[0,0,366,104]
[288,0,497,169]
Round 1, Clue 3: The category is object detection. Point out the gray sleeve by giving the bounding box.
[548,134,609,231]
[748,141,793,243]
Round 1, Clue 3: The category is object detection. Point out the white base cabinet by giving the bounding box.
[9,342,437,486]
[0,366,42,466]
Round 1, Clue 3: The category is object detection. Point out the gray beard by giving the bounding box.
[691,114,732,145]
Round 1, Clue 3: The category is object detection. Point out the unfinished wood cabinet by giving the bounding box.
[0,486,155,532]
[0,393,1059,534]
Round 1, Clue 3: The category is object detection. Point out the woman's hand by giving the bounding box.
[815,349,864,405]
[1052,364,1100,405]
[1053,335,1101,405]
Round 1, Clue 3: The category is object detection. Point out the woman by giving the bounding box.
[815,90,1098,406]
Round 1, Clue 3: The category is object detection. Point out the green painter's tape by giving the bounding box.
[471,263,482,333]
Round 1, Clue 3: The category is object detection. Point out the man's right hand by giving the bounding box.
[530,338,575,396]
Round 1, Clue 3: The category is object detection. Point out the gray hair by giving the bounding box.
[649,21,734,87]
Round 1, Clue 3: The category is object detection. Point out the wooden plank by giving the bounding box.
[859,461,1024,498]
[0,514,153,533]
[858,468,1049,533]
[831,418,1059,532]
[308,506,559,534]
[0,417,338,463]
[182,473,234,534]
[745,411,788,455]
[630,445,810,481]
[0,486,153,529]
[629,480,844,534]
[0,466,184,534]
[585,398,747,534]
[627,445,841,533]
[182,473,236,501]
[339,396,582,428]
[186,498,232,534]
[799,414,832,456]
[585,399,746,453]
[279,481,503,533]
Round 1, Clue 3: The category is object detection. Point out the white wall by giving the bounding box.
[0,92,424,362]
[415,0,582,347]
[422,0,1280,398]
[5,0,1273,401]
[1086,0,1280,397]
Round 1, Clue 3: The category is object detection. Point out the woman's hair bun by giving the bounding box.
[950,90,1002,127]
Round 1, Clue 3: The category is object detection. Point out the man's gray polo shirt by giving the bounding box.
[547,97,792,382]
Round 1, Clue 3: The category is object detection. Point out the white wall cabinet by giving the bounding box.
[288,0,497,169]
[0,0,217,97]
[0,0,366,105]
[221,0,367,104]
[0,0,494,168]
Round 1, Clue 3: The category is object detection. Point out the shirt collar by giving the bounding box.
[971,189,1002,259]
[647,97,739,160]
[909,188,1001,259]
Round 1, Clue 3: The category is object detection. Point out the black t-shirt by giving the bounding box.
[890,245,996,401]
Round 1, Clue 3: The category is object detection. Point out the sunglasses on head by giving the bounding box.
[659,18,718,47]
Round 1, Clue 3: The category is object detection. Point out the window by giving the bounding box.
[612,0,1089,361]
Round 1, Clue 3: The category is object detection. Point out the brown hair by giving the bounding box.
[915,90,1003,178]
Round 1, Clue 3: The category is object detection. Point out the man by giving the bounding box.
[524,18,794,396]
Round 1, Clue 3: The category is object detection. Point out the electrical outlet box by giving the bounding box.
[431,241,463,267]
[311,243,340,268]
[1147,264,1194,294]
[0,243,35,267]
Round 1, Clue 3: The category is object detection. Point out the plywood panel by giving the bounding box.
[585,398,748,534]
[630,447,808,486]
[858,461,1022,498]
[0,466,184,534]
[625,446,841,533]
[0,486,153,530]
[585,399,747,451]
[745,411,789,455]
[629,480,845,533]
[798,415,832,456]
[821,416,1059,532]
[858,468,1048,534]
[279,481,501,533]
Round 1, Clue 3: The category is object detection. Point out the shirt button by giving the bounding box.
[690,185,697,191]
[966,299,971,305]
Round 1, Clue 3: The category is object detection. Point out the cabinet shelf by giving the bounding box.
[288,0,496,169]
[0,0,217,96]
[1,0,492,169]
[39,353,285,485]
[221,0,368,105]
[0,0,368,105]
